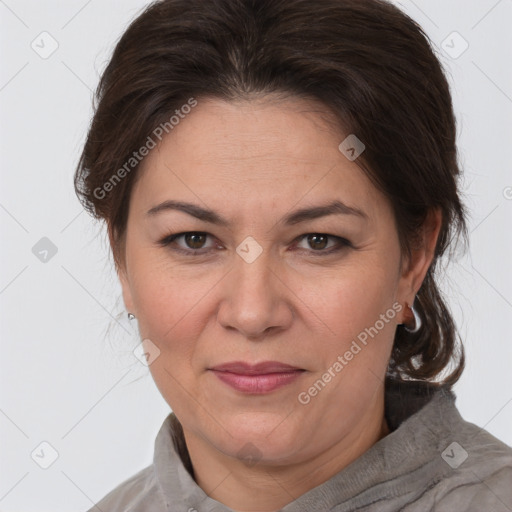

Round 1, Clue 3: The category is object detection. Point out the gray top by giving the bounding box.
[88,379,512,511]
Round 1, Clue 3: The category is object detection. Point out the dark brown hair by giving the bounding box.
[74,0,468,387]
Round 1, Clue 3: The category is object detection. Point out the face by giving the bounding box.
[118,96,436,467]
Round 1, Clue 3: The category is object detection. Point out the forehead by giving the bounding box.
[151,96,343,169]
[131,96,388,223]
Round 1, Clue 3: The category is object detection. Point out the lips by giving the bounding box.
[209,361,303,374]
[208,361,305,393]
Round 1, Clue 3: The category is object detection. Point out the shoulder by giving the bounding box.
[434,465,512,511]
[389,383,512,511]
[86,464,167,512]
[431,419,512,511]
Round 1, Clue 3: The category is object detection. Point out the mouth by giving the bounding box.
[208,361,305,394]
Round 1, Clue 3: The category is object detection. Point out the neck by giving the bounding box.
[181,400,390,511]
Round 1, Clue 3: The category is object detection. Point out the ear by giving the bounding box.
[109,226,136,314]
[118,264,135,314]
[396,207,442,322]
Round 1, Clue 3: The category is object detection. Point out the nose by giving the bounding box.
[216,251,294,340]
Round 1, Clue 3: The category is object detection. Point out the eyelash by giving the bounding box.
[158,231,353,256]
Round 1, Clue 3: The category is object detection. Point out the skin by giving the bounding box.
[117,95,441,511]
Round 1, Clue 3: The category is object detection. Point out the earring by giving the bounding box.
[404,297,421,333]
[127,312,136,321]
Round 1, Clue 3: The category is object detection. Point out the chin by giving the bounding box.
[211,411,308,464]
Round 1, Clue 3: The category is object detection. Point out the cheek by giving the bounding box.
[296,267,398,417]
[127,254,231,374]
[301,257,399,345]
[130,267,215,413]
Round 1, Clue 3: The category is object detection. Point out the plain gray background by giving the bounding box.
[0,0,511,510]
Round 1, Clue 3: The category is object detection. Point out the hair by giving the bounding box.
[74,0,469,387]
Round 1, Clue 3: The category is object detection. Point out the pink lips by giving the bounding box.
[209,361,305,394]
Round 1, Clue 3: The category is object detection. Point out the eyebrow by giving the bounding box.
[146,199,368,225]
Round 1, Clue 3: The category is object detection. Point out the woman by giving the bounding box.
[75,0,512,510]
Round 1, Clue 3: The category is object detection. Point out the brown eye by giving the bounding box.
[307,234,329,250]
[159,231,218,255]
[294,233,352,255]
[184,233,207,249]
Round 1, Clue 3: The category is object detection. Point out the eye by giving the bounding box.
[293,233,352,254]
[159,231,220,255]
